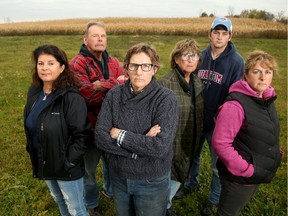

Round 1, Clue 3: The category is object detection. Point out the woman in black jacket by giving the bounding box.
[24,45,90,216]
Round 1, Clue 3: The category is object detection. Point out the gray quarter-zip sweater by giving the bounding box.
[95,77,179,180]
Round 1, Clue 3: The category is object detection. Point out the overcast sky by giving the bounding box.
[0,0,287,23]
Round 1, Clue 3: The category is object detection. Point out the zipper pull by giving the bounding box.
[41,123,44,131]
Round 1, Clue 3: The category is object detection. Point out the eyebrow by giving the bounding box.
[38,60,57,63]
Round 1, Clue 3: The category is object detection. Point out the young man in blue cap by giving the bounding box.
[175,17,244,215]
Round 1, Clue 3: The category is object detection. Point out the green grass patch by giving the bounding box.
[0,35,286,216]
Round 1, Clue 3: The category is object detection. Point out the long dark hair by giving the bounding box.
[32,44,79,91]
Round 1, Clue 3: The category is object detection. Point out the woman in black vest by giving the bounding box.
[211,50,283,216]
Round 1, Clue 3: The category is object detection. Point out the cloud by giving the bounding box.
[0,0,286,23]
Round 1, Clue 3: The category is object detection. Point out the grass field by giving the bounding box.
[0,22,287,216]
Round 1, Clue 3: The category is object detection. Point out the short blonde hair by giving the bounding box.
[170,39,202,69]
[245,50,278,75]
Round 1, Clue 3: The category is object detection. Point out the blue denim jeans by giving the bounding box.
[184,128,221,205]
[184,140,204,191]
[45,178,86,216]
[83,140,112,209]
[102,155,113,196]
[167,180,181,209]
[110,169,170,216]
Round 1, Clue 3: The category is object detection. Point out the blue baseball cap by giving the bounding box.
[211,17,232,32]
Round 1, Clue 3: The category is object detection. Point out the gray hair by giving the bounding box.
[84,21,106,36]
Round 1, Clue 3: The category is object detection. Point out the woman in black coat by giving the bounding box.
[24,44,90,216]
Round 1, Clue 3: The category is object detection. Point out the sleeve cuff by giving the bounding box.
[117,130,126,146]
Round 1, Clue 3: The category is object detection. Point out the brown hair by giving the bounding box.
[123,43,161,70]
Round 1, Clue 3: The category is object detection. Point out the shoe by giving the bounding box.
[201,200,218,216]
[174,187,196,199]
[166,208,177,216]
[87,207,102,216]
[102,188,113,199]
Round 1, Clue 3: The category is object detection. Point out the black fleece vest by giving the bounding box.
[217,92,281,184]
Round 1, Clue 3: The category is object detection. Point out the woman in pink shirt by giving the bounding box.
[212,50,282,216]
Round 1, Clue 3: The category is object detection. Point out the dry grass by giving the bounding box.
[0,17,286,38]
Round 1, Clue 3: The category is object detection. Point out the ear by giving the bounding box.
[83,36,87,45]
[243,72,247,80]
[228,32,233,41]
[153,66,158,75]
[125,69,131,77]
[175,57,180,65]
[61,65,65,73]
[208,31,212,40]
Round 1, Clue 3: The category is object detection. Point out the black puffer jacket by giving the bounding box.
[24,86,90,180]
[217,92,281,184]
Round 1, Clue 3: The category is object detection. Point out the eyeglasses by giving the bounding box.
[180,53,200,61]
[127,63,154,72]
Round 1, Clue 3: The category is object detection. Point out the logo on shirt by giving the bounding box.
[198,70,223,84]
[51,112,60,115]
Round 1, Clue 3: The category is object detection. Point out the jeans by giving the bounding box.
[184,140,204,190]
[167,180,181,209]
[102,155,113,196]
[45,178,86,216]
[110,169,170,216]
[184,128,221,205]
[83,140,112,209]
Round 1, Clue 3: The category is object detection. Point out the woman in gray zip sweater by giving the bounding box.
[95,43,179,216]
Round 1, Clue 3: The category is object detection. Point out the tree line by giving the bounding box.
[200,9,287,24]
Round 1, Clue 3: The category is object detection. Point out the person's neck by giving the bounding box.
[211,45,227,59]
[43,83,52,94]
[185,73,190,84]
[94,52,103,61]
[131,85,144,95]
[87,46,103,61]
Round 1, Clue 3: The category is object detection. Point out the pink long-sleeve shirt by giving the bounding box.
[212,80,275,178]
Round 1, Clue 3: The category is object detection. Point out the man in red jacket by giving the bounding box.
[70,21,125,216]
